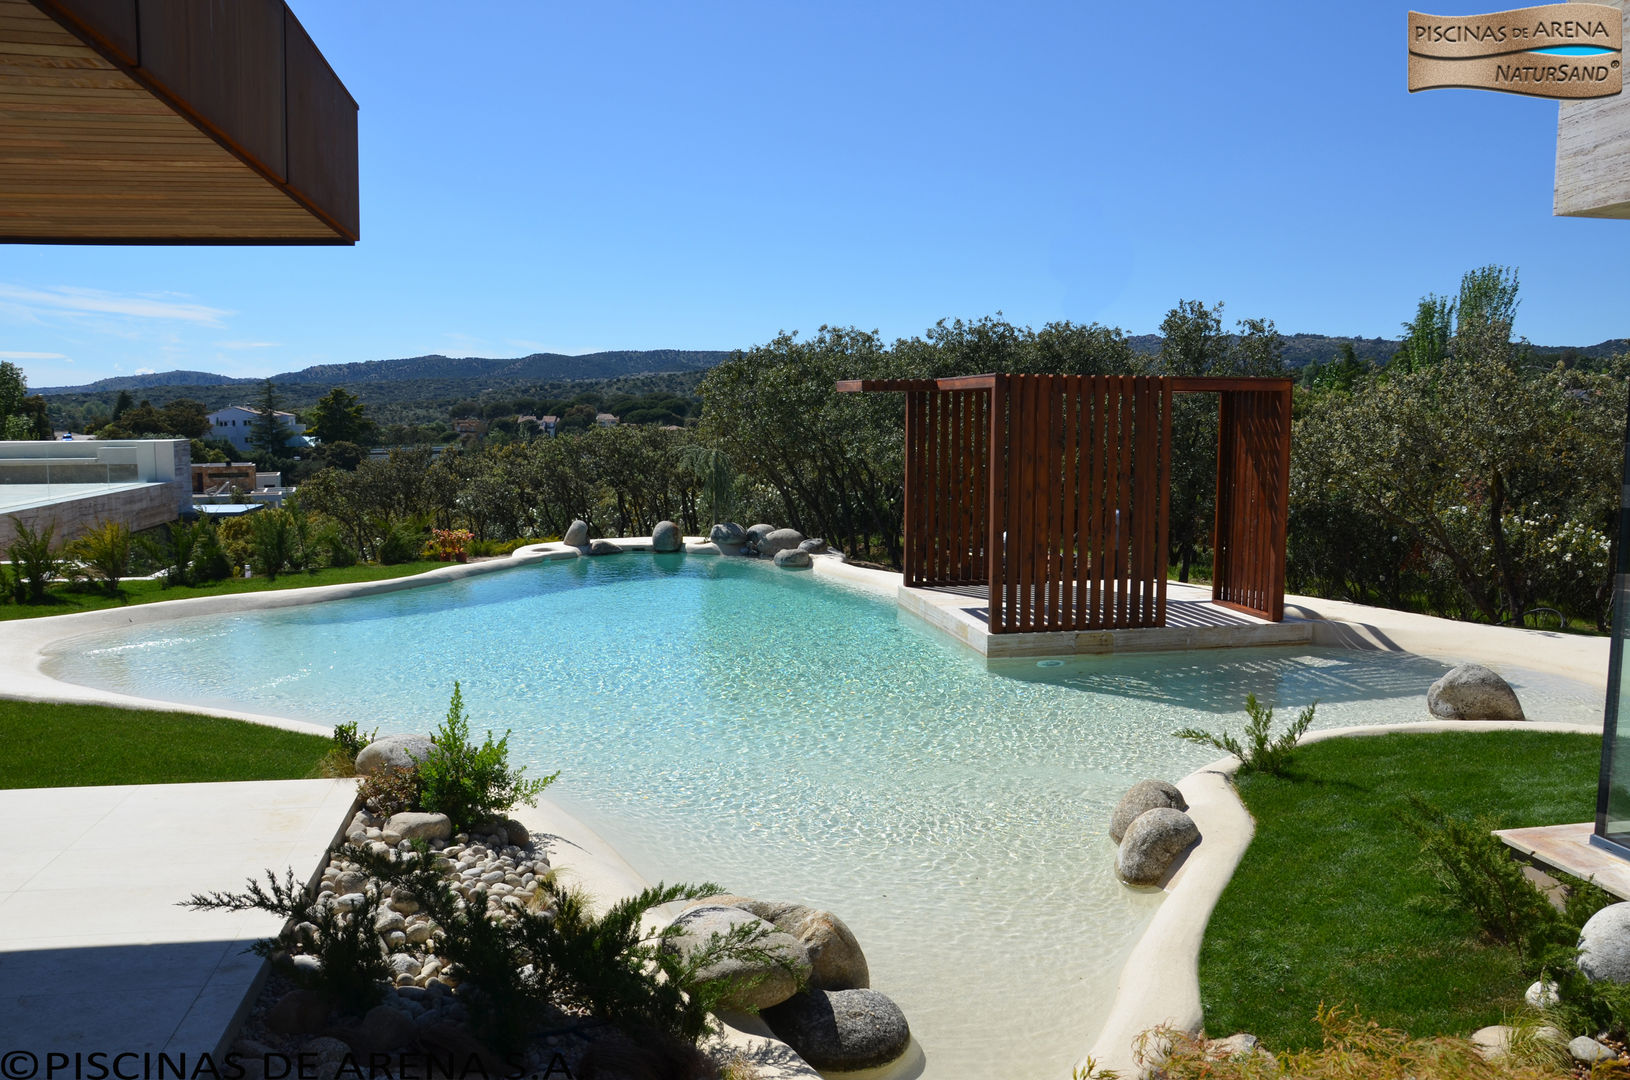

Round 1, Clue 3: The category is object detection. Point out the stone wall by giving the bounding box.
[0,483,179,547]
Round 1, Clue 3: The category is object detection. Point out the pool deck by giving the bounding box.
[0,779,356,1059]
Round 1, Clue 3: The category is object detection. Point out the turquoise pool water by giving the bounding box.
[45,555,1604,1079]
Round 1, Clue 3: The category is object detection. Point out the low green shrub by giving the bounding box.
[5,516,63,603]
[417,682,556,831]
[377,522,422,565]
[319,720,377,777]
[67,519,131,595]
[250,507,297,580]
[1173,694,1316,777]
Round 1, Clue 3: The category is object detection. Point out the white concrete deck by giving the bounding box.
[0,779,357,1057]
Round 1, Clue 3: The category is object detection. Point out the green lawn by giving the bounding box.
[1197,730,1601,1050]
[0,699,334,788]
[0,560,447,621]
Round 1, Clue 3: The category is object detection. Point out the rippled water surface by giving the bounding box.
[45,555,1604,1079]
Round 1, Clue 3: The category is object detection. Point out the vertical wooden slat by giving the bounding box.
[1062,378,1080,628]
[1114,376,1127,625]
[1022,375,1041,631]
[984,379,997,635]
[1156,378,1172,626]
[1091,376,1110,628]
[903,391,920,586]
[1045,374,1062,629]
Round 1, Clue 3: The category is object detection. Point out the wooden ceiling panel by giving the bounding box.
[0,0,354,243]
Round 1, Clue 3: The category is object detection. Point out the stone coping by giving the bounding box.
[1082,719,1604,1078]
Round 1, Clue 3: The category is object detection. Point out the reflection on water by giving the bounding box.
[44,556,1604,1080]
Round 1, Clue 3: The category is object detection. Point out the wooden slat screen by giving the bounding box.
[987,374,1171,633]
[1211,386,1292,622]
[903,388,990,588]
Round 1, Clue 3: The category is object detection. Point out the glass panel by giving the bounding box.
[1597,391,1630,847]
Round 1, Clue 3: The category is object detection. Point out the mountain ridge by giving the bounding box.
[36,335,1629,397]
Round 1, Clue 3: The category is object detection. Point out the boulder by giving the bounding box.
[563,520,589,547]
[354,734,433,777]
[746,523,776,546]
[737,901,870,991]
[358,1004,416,1053]
[1525,979,1558,1008]
[1579,902,1630,983]
[587,539,620,556]
[1205,1034,1273,1066]
[1572,1036,1619,1063]
[759,528,806,558]
[1115,807,1200,886]
[1109,779,1188,844]
[709,522,746,548]
[652,521,682,552]
[773,549,812,570]
[1427,663,1525,722]
[798,538,828,554]
[663,905,810,1010]
[383,811,451,844]
[761,988,911,1071]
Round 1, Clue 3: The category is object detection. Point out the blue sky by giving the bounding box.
[3,0,1623,388]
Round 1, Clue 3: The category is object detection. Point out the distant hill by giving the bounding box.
[37,349,730,396]
[1124,333,1629,368]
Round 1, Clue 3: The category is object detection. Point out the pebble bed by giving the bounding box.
[226,809,639,1079]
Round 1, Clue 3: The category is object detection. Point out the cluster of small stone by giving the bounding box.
[1108,779,1199,887]
[707,522,827,568]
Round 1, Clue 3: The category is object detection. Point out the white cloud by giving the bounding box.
[214,340,279,349]
[133,368,156,375]
[0,284,230,325]
[0,350,68,360]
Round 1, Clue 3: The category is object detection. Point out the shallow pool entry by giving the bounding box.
[46,555,1605,1079]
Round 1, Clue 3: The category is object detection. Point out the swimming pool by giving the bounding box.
[44,554,1605,1078]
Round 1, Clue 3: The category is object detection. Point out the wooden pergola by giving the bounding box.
[836,374,1293,633]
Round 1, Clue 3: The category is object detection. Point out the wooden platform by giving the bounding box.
[1496,822,1630,900]
[898,579,1314,659]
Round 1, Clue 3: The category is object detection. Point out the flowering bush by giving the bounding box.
[423,528,473,563]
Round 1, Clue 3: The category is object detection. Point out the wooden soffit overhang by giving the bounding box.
[0,0,359,243]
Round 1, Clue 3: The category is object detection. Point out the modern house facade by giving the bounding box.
[0,438,192,546]
[207,405,311,453]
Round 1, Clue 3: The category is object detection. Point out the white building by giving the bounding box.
[207,405,311,453]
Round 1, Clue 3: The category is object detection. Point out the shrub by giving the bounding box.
[215,516,255,572]
[377,522,421,565]
[250,507,297,580]
[67,519,131,595]
[1172,695,1316,777]
[317,522,358,568]
[319,720,377,777]
[182,867,391,1013]
[191,520,233,583]
[5,516,63,603]
[426,528,473,563]
[358,764,420,818]
[416,682,556,831]
[1401,795,1562,955]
